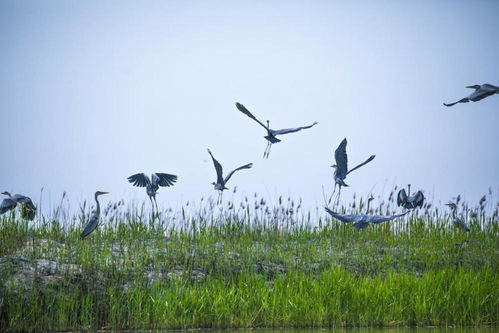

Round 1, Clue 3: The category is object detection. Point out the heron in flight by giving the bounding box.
[330,138,375,203]
[397,184,424,210]
[0,192,36,220]
[444,83,499,107]
[445,202,470,232]
[80,191,108,239]
[235,102,318,158]
[128,173,177,211]
[207,149,252,204]
[325,196,407,229]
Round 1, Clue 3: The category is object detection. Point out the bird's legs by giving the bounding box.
[328,183,337,205]
[148,195,155,215]
[153,196,159,217]
[263,142,271,159]
[336,185,342,205]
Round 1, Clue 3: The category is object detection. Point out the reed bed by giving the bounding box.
[0,190,497,332]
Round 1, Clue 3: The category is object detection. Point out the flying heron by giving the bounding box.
[0,192,36,220]
[235,102,318,158]
[127,173,177,212]
[325,196,407,229]
[207,149,252,204]
[330,138,375,203]
[397,184,424,209]
[445,202,470,232]
[444,83,499,107]
[80,191,109,239]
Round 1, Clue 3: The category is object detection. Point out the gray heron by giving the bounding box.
[330,138,375,203]
[80,191,109,239]
[236,102,318,158]
[207,149,252,204]
[397,184,424,209]
[0,192,36,220]
[445,202,470,232]
[444,83,499,107]
[127,173,177,211]
[325,196,407,229]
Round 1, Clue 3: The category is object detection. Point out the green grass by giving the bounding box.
[0,193,498,332]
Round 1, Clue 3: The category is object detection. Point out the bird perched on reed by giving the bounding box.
[445,202,470,232]
[325,196,407,229]
[127,173,177,212]
[330,138,375,203]
[444,83,499,107]
[236,102,318,158]
[80,191,108,239]
[0,192,36,220]
[207,149,252,204]
[397,184,424,209]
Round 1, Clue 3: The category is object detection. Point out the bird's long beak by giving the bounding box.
[101,192,109,195]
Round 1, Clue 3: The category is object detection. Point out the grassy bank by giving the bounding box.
[0,194,498,331]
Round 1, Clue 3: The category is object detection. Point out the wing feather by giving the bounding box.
[334,138,348,179]
[207,149,224,185]
[224,163,252,184]
[154,173,178,187]
[235,103,268,130]
[127,173,151,187]
[272,122,318,136]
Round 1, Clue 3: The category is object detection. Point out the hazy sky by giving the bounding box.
[1,1,498,213]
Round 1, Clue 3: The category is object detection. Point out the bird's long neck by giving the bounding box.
[94,194,101,216]
[366,199,372,214]
[451,206,457,220]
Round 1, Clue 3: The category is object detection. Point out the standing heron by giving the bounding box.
[397,184,424,209]
[236,102,318,158]
[325,196,407,230]
[127,173,177,212]
[0,192,36,220]
[80,191,109,239]
[330,138,375,203]
[207,149,252,204]
[444,83,499,107]
[445,202,470,232]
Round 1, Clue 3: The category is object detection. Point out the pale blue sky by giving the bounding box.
[1,1,498,212]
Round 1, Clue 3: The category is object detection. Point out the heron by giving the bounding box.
[445,202,470,232]
[80,191,109,239]
[235,102,318,158]
[127,173,177,212]
[0,192,36,220]
[444,83,499,107]
[330,138,375,203]
[207,149,252,204]
[325,196,407,229]
[397,184,424,209]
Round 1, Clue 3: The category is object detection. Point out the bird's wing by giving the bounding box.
[414,191,425,208]
[127,173,151,187]
[235,102,268,130]
[369,211,408,224]
[207,149,224,184]
[13,196,36,220]
[397,189,407,207]
[455,217,470,232]
[224,163,253,184]
[272,122,318,136]
[347,155,375,175]
[334,138,348,179]
[443,98,469,107]
[153,173,178,187]
[80,214,99,239]
[324,207,354,223]
[483,83,499,90]
[0,198,17,214]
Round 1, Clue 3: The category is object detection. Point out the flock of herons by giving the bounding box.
[2,83,498,238]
